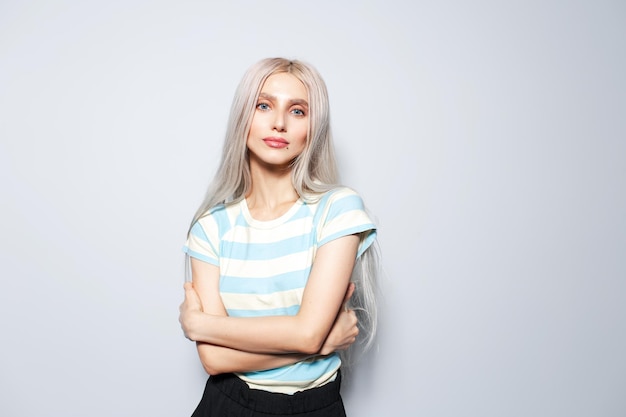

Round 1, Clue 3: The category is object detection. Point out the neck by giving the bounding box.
[246,158,299,219]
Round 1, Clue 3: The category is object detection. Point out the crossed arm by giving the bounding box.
[179,234,361,375]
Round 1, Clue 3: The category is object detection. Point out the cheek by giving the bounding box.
[247,117,262,141]
[296,123,309,143]
[248,116,259,133]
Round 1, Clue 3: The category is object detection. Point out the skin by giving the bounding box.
[246,72,309,175]
[179,72,360,375]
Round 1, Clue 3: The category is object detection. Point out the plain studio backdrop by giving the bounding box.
[1,1,624,416]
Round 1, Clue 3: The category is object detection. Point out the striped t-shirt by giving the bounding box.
[183,186,377,394]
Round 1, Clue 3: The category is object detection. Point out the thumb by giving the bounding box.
[183,282,202,309]
[344,282,356,304]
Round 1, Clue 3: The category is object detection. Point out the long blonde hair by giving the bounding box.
[189,57,380,362]
[190,57,338,226]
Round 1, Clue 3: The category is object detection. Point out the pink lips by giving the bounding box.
[262,137,290,149]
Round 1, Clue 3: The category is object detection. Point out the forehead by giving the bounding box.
[260,72,308,99]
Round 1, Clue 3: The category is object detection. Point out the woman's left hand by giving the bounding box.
[318,282,359,355]
[179,282,204,340]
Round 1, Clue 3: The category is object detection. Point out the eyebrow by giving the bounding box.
[258,92,309,108]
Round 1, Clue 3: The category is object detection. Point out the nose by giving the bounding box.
[273,111,286,132]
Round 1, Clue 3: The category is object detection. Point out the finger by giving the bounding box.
[342,283,356,312]
[344,282,355,303]
[185,282,206,312]
[184,282,200,299]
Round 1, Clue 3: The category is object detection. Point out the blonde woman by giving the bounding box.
[179,57,380,417]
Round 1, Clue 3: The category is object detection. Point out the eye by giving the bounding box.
[256,102,270,111]
[291,108,306,116]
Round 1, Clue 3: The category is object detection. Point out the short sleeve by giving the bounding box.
[317,188,377,258]
[182,209,222,266]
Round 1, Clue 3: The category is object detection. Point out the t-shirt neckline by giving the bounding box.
[240,198,304,229]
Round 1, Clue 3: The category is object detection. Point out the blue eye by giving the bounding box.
[292,108,305,116]
[257,103,270,111]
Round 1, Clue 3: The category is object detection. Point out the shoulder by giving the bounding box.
[193,201,241,235]
[314,186,373,227]
[314,186,377,251]
[317,186,363,205]
[328,186,360,197]
[199,203,228,218]
[197,200,243,222]
[321,186,367,211]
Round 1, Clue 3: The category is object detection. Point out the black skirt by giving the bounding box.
[191,373,346,417]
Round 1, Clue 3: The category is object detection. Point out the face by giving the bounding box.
[246,72,309,170]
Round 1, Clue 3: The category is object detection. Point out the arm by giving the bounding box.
[193,292,358,373]
[180,258,358,374]
[180,234,360,355]
[195,343,309,375]
[182,259,309,374]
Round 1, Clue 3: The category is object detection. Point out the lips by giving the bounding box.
[262,137,290,149]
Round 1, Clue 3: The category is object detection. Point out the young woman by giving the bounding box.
[179,57,380,417]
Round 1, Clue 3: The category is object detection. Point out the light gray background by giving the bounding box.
[1,1,624,416]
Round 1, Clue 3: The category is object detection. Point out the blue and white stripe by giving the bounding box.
[183,187,376,394]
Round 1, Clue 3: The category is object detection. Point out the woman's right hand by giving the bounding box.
[179,282,205,341]
[319,282,359,356]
